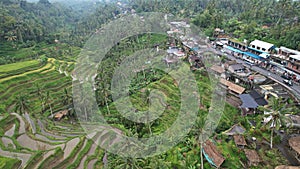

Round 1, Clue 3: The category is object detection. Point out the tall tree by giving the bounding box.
[258,97,294,149]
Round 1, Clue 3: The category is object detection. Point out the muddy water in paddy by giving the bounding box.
[63,137,80,159]
[1,137,16,149]
[4,124,15,137]
[17,134,64,151]
[77,142,98,169]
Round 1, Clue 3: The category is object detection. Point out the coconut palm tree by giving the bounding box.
[4,31,17,42]
[107,155,146,169]
[189,116,206,169]
[14,94,30,114]
[258,97,294,149]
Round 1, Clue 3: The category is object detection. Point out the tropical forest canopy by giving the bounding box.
[0,0,299,65]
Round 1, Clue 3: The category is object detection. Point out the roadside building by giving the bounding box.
[182,40,199,52]
[275,165,300,169]
[259,83,290,100]
[269,46,300,76]
[228,64,244,73]
[210,65,226,78]
[220,78,245,96]
[233,135,247,149]
[248,39,275,55]
[288,136,300,163]
[223,124,246,136]
[244,149,262,166]
[224,60,238,69]
[228,64,251,77]
[288,54,300,74]
[202,140,225,168]
[223,45,244,58]
[218,38,228,45]
[273,46,300,61]
[244,39,275,63]
[228,39,247,51]
[248,74,267,84]
[239,90,268,115]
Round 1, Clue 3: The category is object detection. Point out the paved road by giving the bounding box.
[213,49,300,100]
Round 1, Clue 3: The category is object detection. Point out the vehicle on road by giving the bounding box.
[283,79,293,86]
[244,61,255,67]
[281,74,291,80]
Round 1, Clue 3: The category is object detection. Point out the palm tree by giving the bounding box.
[189,116,205,169]
[4,31,17,42]
[258,97,294,149]
[107,155,146,169]
[14,94,30,114]
[196,118,206,169]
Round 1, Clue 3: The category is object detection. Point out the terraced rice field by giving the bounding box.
[0,55,233,168]
[0,59,105,169]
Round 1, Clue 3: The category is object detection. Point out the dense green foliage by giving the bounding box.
[127,0,300,50]
[0,0,298,168]
[0,156,21,169]
[191,0,300,50]
[1,0,299,64]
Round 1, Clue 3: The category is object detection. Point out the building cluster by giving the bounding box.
[165,22,300,168]
[214,34,300,83]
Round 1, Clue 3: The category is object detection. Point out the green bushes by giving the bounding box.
[0,156,21,169]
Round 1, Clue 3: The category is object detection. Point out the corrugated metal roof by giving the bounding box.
[225,45,244,54]
[290,55,300,61]
[239,94,259,108]
[280,46,300,55]
[244,52,263,60]
[250,39,275,50]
